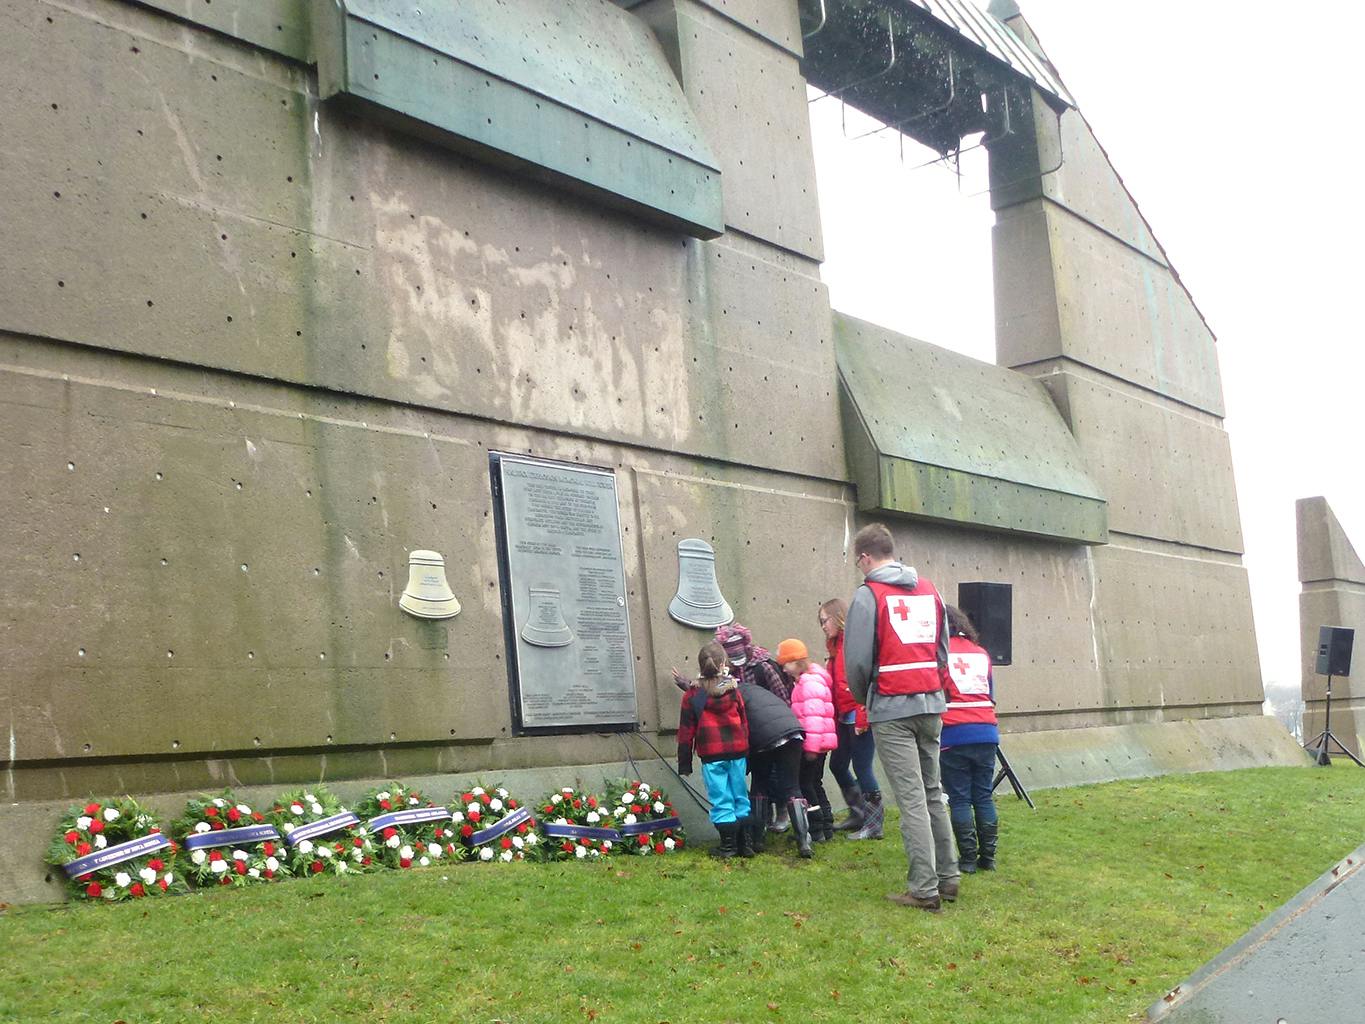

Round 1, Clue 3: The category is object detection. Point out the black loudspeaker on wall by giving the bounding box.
[1316,626,1354,677]
[957,582,1012,666]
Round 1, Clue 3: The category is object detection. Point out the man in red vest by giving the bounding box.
[844,523,959,912]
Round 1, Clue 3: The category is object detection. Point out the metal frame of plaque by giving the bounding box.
[489,453,638,735]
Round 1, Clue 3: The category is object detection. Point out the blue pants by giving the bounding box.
[702,757,751,825]
[830,720,880,794]
[940,743,999,828]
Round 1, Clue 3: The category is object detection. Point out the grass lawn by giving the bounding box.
[3,765,1362,1024]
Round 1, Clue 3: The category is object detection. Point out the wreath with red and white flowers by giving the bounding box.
[353,782,463,869]
[603,780,686,856]
[451,784,536,862]
[268,788,374,877]
[174,792,289,887]
[535,786,615,861]
[46,796,186,901]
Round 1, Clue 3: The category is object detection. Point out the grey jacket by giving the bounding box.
[844,561,948,723]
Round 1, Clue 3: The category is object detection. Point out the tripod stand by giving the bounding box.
[1305,672,1364,767]
[991,746,1035,809]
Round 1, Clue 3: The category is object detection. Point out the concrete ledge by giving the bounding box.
[1000,716,1309,792]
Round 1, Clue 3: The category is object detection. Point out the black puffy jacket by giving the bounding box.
[739,681,803,754]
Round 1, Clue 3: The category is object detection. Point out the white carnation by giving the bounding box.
[623,791,636,803]
[103,808,120,822]
[428,843,442,857]
[497,788,508,799]
[210,861,227,874]
[290,804,304,815]
[639,783,651,793]
[139,867,156,884]
[467,801,481,814]
[283,822,296,834]
[586,811,600,824]
[419,856,430,867]
[550,794,562,804]
[336,861,348,874]
[489,798,504,812]
[472,786,486,796]
[309,804,323,817]
[265,856,279,871]
[602,840,613,850]
[554,817,568,826]
[512,836,524,849]
[232,850,249,861]
[304,793,316,803]
[352,849,363,861]
[162,872,174,885]
[248,867,261,878]
[93,835,107,849]
[664,838,676,850]
[574,846,586,859]
[500,850,514,862]
[194,822,211,834]
[450,811,464,823]
[235,804,251,814]
[525,833,538,845]
[385,836,401,849]
[297,839,314,855]
[399,845,414,860]
[377,792,391,801]
[318,845,333,858]
[479,847,494,861]
[624,814,637,826]
[613,806,626,817]
[408,796,419,806]
[191,849,207,865]
[76,816,92,831]
[654,801,665,813]
[213,798,227,808]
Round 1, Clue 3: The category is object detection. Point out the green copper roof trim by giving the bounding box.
[312,0,723,238]
[836,312,1107,544]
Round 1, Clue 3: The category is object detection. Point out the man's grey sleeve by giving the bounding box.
[844,583,877,705]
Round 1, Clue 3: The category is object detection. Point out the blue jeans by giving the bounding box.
[940,743,999,827]
[702,757,751,824]
[829,720,880,794]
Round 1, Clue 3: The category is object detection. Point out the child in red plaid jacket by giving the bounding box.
[677,642,752,858]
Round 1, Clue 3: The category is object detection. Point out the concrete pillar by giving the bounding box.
[1298,497,1365,756]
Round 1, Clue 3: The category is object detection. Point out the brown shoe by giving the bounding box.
[886,891,941,913]
[940,880,959,903]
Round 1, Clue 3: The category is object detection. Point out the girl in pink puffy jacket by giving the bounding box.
[776,638,839,844]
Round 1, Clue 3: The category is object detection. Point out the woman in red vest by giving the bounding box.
[940,606,1000,873]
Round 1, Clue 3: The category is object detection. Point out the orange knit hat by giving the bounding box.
[775,638,808,665]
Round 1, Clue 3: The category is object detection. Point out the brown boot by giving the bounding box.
[939,879,959,903]
[886,891,941,913]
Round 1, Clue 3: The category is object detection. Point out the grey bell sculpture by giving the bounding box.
[520,584,574,647]
[668,538,733,629]
[398,550,461,620]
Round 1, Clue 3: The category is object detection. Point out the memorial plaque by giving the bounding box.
[668,538,734,629]
[491,454,637,732]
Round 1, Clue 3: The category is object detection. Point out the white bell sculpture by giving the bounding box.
[398,550,461,620]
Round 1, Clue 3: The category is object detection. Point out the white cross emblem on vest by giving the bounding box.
[886,594,936,645]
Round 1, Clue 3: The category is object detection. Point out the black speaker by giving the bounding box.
[957,582,1012,666]
[1316,626,1354,677]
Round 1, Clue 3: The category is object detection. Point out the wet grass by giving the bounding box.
[3,765,1362,1023]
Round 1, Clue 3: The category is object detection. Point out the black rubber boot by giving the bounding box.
[710,822,738,859]
[834,785,865,832]
[977,820,998,871]
[749,795,768,854]
[952,818,979,874]
[850,790,884,840]
[788,799,813,859]
[809,805,827,843]
[822,804,837,842]
[737,817,756,858]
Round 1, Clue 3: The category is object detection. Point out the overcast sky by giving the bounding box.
[808,1,1365,694]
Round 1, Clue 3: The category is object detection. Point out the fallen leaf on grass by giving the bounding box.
[766,1002,779,1012]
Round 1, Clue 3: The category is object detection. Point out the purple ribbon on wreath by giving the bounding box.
[285,811,360,846]
[469,805,532,846]
[366,807,453,833]
[184,824,281,851]
[542,822,623,842]
[62,833,171,878]
[618,816,682,836]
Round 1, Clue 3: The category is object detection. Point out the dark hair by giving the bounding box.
[853,523,894,560]
[698,642,727,679]
[819,597,847,633]
[946,605,980,644]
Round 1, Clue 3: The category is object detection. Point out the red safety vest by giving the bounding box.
[865,578,948,697]
[943,635,997,728]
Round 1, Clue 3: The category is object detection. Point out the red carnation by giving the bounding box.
[517,823,528,835]
[311,861,324,874]
[467,810,481,823]
[211,821,225,831]
[85,882,102,898]
[148,859,164,871]
[220,876,231,886]
[399,858,412,869]
[654,842,665,854]
[227,807,241,823]
[362,857,372,866]
[587,797,597,809]
[460,824,473,838]
[264,869,274,879]
[263,842,275,856]
[353,837,364,848]
[158,878,169,891]
[130,883,145,898]
[580,838,591,847]
[572,799,582,809]
[638,835,649,846]
[500,837,512,850]
[461,792,473,803]
[508,800,518,809]
[675,839,684,849]
[64,830,79,844]
[630,804,642,814]
[89,820,104,835]
[252,812,264,822]
[382,827,397,841]
[434,828,444,839]
[543,805,554,814]
[204,807,218,817]
[83,802,100,816]
[561,842,574,853]
[234,860,247,875]
[76,842,92,856]
[380,799,392,811]
[208,850,224,862]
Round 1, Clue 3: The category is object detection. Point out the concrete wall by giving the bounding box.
[0,0,1289,903]
[1298,497,1365,755]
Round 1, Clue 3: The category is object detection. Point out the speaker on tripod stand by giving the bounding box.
[1305,625,1362,767]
